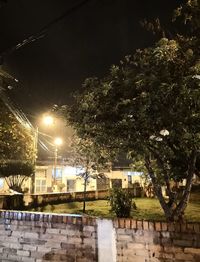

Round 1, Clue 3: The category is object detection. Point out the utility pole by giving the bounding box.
[54,146,58,183]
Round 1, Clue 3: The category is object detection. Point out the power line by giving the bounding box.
[38,139,52,153]
[0,88,56,154]
[0,0,91,155]
[0,0,92,61]
[0,88,33,131]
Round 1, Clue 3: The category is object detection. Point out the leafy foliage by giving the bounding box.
[0,69,35,195]
[0,100,35,162]
[66,35,200,221]
[63,0,200,221]
[173,0,200,37]
[141,0,200,42]
[109,188,136,218]
[69,38,200,170]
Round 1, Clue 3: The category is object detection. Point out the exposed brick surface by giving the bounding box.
[0,210,97,261]
[0,210,200,261]
[115,218,200,261]
[155,222,161,231]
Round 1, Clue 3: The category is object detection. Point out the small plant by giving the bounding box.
[109,188,136,218]
[57,182,65,192]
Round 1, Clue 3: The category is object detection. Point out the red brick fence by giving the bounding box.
[0,210,200,261]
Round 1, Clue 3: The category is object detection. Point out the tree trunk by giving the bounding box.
[145,151,196,222]
[83,178,87,213]
[148,172,174,220]
[145,156,172,219]
[171,150,196,220]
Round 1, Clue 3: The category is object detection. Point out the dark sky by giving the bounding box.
[0,0,182,116]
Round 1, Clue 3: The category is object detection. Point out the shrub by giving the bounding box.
[109,188,136,218]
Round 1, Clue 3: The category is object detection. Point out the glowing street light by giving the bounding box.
[43,115,54,126]
[54,137,63,146]
[33,113,64,192]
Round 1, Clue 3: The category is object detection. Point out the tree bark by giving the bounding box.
[145,150,197,221]
[83,174,87,213]
[145,155,172,219]
[172,150,196,220]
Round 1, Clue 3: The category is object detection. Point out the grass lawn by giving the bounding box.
[31,192,200,222]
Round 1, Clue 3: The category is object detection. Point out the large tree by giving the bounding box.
[0,100,35,162]
[0,69,35,193]
[65,1,200,221]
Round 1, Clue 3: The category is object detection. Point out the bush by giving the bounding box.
[4,195,25,210]
[109,188,136,218]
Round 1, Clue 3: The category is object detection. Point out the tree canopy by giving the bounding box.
[0,69,35,193]
[0,68,35,162]
[0,100,35,162]
[65,0,200,221]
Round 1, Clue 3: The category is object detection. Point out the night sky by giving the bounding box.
[0,0,182,116]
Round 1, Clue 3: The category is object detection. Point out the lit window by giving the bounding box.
[0,178,4,189]
[35,179,46,193]
[124,171,143,176]
[52,168,62,179]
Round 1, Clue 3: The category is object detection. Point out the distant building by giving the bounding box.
[0,162,144,194]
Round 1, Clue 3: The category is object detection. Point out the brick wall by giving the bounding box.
[0,211,97,262]
[114,218,200,262]
[0,211,200,261]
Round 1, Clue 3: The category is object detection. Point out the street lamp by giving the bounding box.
[42,115,54,126]
[54,137,63,146]
[33,114,64,192]
[32,114,55,193]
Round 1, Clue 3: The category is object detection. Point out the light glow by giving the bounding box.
[43,115,54,126]
[54,137,63,146]
[63,166,84,176]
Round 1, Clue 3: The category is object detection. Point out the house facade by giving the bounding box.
[0,164,144,194]
[32,165,144,194]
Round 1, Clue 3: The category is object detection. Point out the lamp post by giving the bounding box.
[31,126,38,194]
[32,114,54,193]
[33,114,63,193]
[34,114,54,159]
[53,137,63,183]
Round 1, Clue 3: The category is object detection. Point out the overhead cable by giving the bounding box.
[0,0,91,60]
